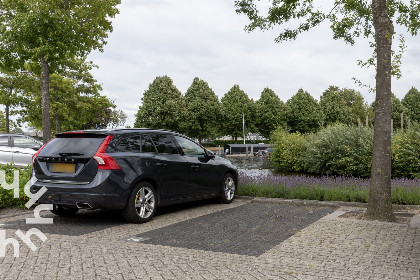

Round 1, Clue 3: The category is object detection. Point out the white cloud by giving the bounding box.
[88,0,420,126]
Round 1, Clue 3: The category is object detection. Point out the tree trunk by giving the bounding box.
[5,103,9,134]
[40,55,52,143]
[55,112,60,134]
[365,0,395,222]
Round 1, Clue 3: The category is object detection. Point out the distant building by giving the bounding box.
[224,143,271,155]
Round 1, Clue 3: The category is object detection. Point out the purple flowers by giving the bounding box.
[238,170,420,190]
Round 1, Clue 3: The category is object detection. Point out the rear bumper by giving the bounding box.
[31,170,130,210]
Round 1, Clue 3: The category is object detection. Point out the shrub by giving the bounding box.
[303,124,373,177]
[0,164,32,208]
[392,124,420,178]
[270,128,306,172]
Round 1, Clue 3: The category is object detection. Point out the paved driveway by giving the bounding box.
[0,199,419,279]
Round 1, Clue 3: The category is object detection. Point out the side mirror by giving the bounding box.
[205,150,215,159]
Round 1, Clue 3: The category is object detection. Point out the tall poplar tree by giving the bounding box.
[182,77,221,142]
[256,87,287,139]
[220,85,255,140]
[135,76,183,132]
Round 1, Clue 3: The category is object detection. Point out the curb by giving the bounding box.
[236,196,420,211]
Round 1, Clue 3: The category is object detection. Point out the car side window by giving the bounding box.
[151,134,179,154]
[174,135,205,157]
[13,136,40,149]
[0,136,9,146]
[116,135,141,152]
[141,135,156,153]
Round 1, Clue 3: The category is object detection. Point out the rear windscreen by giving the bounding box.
[39,137,106,158]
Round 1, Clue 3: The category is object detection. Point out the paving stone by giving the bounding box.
[0,200,419,279]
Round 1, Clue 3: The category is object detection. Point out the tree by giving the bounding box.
[0,71,36,133]
[0,110,7,132]
[390,94,406,130]
[286,89,323,134]
[235,0,420,221]
[135,76,183,132]
[402,87,420,124]
[21,59,125,133]
[320,86,368,126]
[256,87,288,139]
[373,93,407,130]
[182,77,221,142]
[0,0,120,142]
[220,85,255,140]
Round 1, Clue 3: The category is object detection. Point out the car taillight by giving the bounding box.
[32,138,54,167]
[93,135,121,170]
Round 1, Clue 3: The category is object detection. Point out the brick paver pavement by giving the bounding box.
[0,199,419,280]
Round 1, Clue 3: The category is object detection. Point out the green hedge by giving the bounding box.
[270,130,306,172]
[0,165,32,208]
[392,124,420,178]
[271,124,420,178]
[303,125,373,177]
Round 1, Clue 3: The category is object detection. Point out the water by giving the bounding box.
[227,156,316,178]
[227,156,272,169]
[226,156,273,177]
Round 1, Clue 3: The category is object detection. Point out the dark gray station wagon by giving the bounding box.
[31,129,238,223]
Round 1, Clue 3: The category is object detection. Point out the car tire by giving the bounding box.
[122,182,157,223]
[218,174,236,204]
[50,205,79,216]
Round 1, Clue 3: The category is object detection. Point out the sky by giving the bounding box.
[87,0,420,127]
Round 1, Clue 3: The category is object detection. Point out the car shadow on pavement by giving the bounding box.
[0,199,219,236]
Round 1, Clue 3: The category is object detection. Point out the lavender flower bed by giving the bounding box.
[237,170,420,205]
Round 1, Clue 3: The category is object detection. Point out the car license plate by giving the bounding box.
[50,163,76,173]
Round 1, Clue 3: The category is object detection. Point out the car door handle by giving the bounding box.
[191,165,200,169]
[156,163,166,168]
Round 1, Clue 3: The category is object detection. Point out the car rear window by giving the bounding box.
[115,135,141,152]
[39,136,106,158]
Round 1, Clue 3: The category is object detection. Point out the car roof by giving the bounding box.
[55,129,203,147]
[56,128,180,136]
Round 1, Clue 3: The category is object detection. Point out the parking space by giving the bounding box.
[0,199,419,279]
[126,203,333,256]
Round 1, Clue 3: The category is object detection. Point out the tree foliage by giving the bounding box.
[21,58,126,133]
[320,86,369,127]
[391,93,406,130]
[135,76,183,132]
[182,77,221,142]
[235,0,420,221]
[286,88,323,134]
[0,0,120,141]
[0,71,36,132]
[255,87,288,139]
[402,87,420,124]
[220,85,255,140]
